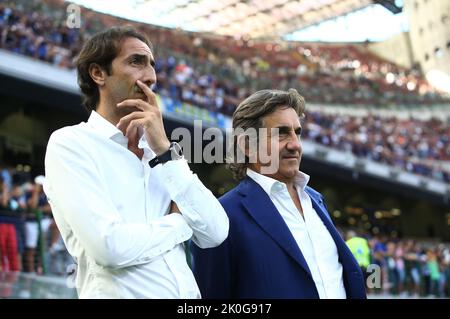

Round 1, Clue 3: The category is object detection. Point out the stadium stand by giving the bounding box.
[0,0,449,298]
[0,0,449,183]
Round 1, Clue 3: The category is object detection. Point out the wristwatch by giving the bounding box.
[149,142,183,168]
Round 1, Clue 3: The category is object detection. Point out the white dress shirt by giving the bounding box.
[247,169,346,299]
[44,111,229,298]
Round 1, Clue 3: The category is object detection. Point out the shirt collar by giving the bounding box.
[246,168,310,195]
[87,111,154,158]
[87,111,125,142]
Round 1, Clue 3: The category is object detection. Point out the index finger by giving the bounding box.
[136,80,158,107]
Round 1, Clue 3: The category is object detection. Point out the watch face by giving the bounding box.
[171,142,183,158]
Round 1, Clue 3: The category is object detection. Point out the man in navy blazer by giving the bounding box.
[192,89,367,299]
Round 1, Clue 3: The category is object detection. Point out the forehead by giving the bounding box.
[263,107,301,128]
[116,37,153,60]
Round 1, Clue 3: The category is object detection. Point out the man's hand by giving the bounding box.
[169,201,181,214]
[124,125,144,159]
[116,80,170,155]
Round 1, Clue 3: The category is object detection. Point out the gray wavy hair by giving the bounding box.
[226,88,306,181]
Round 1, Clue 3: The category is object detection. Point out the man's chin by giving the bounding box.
[282,162,301,176]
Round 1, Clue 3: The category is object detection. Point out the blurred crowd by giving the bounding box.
[304,112,450,183]
[0,165,72,275]
[345,230,450,298]
[1,0,449,183]
[1,0,448,111]
[0,0,82,68]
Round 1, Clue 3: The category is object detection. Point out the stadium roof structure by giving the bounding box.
[71,0,380,39]
[155,0,377,38]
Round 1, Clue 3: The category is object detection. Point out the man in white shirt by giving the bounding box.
[44,26,229,298]
[191,89,366,298]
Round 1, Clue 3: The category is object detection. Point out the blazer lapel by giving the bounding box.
[305,189,355,265]
[239,178,313,279]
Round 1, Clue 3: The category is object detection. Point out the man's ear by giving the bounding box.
[89,63,107,86]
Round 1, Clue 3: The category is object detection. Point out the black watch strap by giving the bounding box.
[149,142,182,168]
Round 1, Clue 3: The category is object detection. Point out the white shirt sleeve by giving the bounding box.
[155,159,229,249]
[44,130,193,269]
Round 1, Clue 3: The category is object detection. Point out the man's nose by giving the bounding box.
[141,67,156,88]
[286,134,301,152]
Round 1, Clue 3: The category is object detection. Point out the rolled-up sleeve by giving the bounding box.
[155,159,229,248]
[44,130,193,269]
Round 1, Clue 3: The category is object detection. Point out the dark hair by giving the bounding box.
[76,26,152,111]
[227,89,306,181]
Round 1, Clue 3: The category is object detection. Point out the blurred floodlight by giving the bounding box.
[426,69,450,94]
[385,72,395,84]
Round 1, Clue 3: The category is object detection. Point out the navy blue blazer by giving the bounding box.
[191,177,367,299]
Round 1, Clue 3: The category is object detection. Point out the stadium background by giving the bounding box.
[0,0,449,298]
